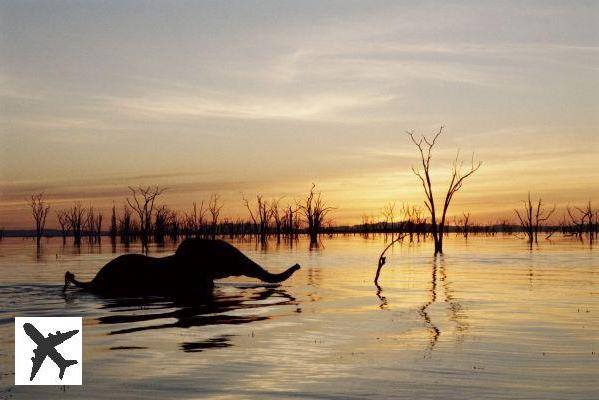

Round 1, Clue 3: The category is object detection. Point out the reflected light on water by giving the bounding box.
[0,234,597,399]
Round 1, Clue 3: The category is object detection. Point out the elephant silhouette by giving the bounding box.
[64,238,300,296]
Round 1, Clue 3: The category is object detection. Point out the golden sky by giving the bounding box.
[1,1,598,228]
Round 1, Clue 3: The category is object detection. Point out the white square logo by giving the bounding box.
[14,317,82,385]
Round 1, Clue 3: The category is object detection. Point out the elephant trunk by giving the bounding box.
[247,263,301,283]
[63,271,93,291]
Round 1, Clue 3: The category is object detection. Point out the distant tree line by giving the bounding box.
[25,184,336,248]
[356,197,597,248]
[25,189,597,249]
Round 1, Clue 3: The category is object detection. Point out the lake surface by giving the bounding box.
[0,235,597,399]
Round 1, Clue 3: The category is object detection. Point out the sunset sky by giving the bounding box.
[1,1,598,229]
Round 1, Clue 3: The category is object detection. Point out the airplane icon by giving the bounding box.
[23,322,79,381]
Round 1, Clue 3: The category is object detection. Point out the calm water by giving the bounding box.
[0,235,597,399]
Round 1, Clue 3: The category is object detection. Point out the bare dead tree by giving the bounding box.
[56,210,70,242]
[95,211,103,241]
[270,198,284,237]
[382,202,396,239]
[84,206,103,242]
[130,219,140,240]
[514,193,556,244]
[282,204,298,236]
[408,127,481,254]
[184,201,207,237]
[412,205,426,237]
[462,212,471,238]
[375,226,407,287]
[86,206,96,242]
[242,194,273,241]
[118,205,133,244]
[109,203,118,241]
[67,202,86,245]
[298,184,335,244]
[29,193,50,245]
[361,214,372,234]
[242,194,259,234]
[208,193,223,237]
[153,205,170,244]
[166,209,180,241]
[127,186,166,249]
[382,202,396,229]
[400,203,425,241]
[567,201,597,240]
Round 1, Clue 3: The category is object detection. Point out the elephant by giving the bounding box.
[63,238,301,296]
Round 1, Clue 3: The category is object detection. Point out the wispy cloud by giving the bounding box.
[106,91,395,122]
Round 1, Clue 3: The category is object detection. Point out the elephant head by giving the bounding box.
[174,238,301,283]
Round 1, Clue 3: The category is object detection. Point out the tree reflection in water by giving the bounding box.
[375,254,468,353]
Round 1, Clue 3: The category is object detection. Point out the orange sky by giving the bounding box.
[1,2,598,229]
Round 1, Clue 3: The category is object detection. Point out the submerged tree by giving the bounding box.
[408,127,481,255]
[118,205,133,244]
[382,202,396,237]
[109,203,118,242]
[67,202,86,245]
[461,212,471,238]
[166,209,180,241]
[400,203,426,241]
[153,205,170,244]
[95,210,103,241]
[375,209,408,286]
[29,193,50,245]
[298,184,334,244]
[86,206,96,242]
[208,193,223,237]
[242,194,273,242]
[514,193,556,245]
[56,210,70,242]
[127,186,166,249]
[282,204,299,236]
[566,200,596,240]
[184,201,207,237]
[270,198,284,237]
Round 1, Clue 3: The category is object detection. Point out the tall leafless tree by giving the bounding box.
[95,211,103,241]
[514,193,556,244]
[282,204,299,236]
[567,201,597,240]
[86,206,96,242]
[184,201,206,237]
[408,127,481,254]
[298,184,334,244]
[153,205,170,244]
[56,210,70,242]
[109,203,117,242]
[67,202,86,245]
[270,198,284,237]
[166,209,180,241]
[400,203,425,241]
[127,186,166,249]
[208,193,223,238]
[242,194,273,242]
[461,212,471,238]
[382,202,396,239]
[118,205,133,244]
[29,193,50,245]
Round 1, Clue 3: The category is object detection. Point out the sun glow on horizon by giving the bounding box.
[1,1,598,229]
